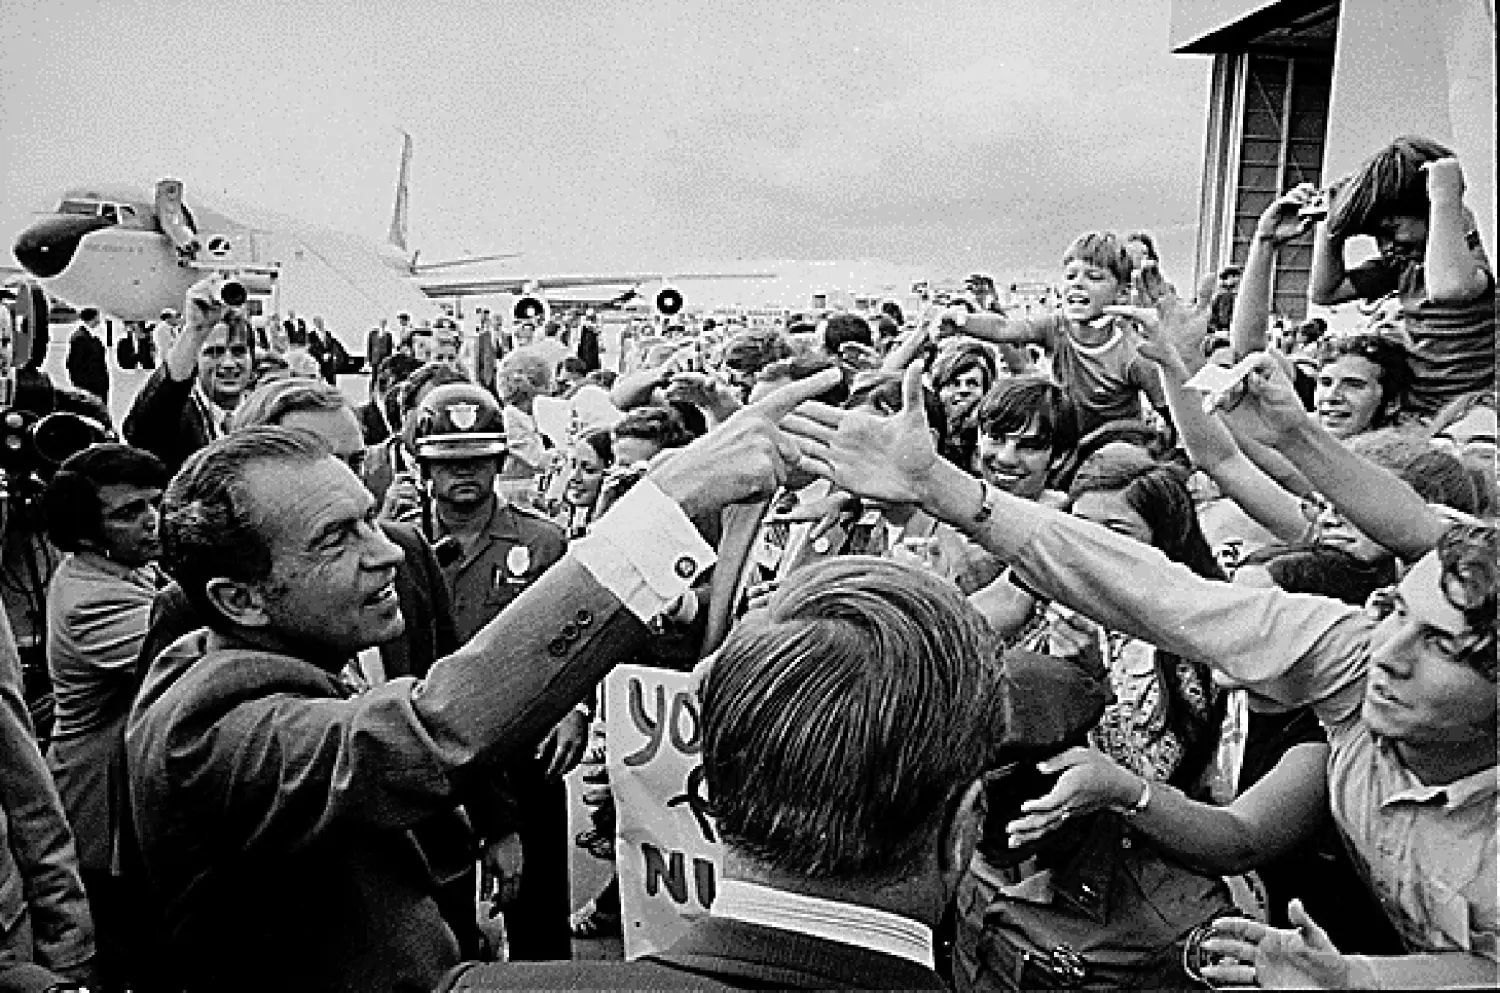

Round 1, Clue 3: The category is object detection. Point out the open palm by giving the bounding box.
[785,363,941,506]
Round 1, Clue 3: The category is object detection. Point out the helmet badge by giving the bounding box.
[449,403,478,430]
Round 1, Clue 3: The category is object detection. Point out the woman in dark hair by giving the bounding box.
[930,341,997,470]
[1313,135,1493,416]
[42,443,170,988]
[552,427,614,538]
[610,404,692,466]
[959,446,1235,991]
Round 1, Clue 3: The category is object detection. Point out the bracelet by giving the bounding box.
[1120,778,1152,817]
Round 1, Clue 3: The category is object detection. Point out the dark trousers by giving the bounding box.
[500,757,571,960]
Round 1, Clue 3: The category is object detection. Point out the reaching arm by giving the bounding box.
[785,362,1371,720]
[1234,186,1319,359]
[1421,158,1493,304]
[1108,304,1308,543]
[1006,741,1330,877]
[1205,901,1497,990]
[939,312,1049,347]
[1221,356,1451,562]
[1309,219,1359,306]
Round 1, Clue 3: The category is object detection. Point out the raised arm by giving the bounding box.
[1309,213,1359,306]
[1222,355,1451,562]
[784,362,1370,718]
[937,311,1049,347]
[1421,158,1493,303]
[1109,302,1308,544]
[1234,186,1319,359]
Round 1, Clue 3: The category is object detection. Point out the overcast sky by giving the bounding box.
[1,0,1211,284]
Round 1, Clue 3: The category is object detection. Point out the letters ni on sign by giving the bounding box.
[606,665,725,960]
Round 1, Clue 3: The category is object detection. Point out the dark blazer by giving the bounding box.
[65,329,108,402]
[441,915,948,991]
[126,552,650,993]
[357,399,391,445]
[122,366,216,475]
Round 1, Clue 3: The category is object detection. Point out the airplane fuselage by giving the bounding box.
[41,226,199,323]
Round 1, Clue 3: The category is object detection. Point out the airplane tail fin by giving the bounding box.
[388,130,412,252]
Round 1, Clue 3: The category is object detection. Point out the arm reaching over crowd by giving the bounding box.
[1106,301,1308,545]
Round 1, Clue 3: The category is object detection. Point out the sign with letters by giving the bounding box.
[606,665,723,960]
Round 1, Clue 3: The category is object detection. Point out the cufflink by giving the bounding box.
[674,556,697,579]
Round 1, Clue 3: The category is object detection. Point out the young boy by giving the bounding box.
[1310,137,1494,417]
[941,232,1169,436]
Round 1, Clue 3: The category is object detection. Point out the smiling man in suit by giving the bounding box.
[445,554,1006,991]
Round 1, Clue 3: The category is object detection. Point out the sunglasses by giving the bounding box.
[202,343,250,359]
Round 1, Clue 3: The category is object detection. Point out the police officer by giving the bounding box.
[406,382,581,961]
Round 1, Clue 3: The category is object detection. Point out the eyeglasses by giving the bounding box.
[202,343,250,359]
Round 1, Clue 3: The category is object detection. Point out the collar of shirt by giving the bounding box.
[1377,739,1498,810]
[192,382,231,437]
[711,878,934,970]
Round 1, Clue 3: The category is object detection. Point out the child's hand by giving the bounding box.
[1422,157,1465,202]
[1255,184,1318,245]
[1104,299,1192,378]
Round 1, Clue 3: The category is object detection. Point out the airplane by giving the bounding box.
[8,133,776,359]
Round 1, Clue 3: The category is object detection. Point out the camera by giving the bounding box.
[1297,188,1330,222]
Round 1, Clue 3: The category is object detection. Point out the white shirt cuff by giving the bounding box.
[571,478,716,623]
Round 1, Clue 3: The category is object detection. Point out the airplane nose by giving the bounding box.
[12,214,117,279]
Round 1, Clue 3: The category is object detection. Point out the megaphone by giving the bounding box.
[218,279,248,308]
[513,293,550,324]
[654,283,684,318]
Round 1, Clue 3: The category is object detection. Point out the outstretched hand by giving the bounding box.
[648,367,843,518]
[1004,746,1140,850]
[1107,278,1213,377]
[783,361,941,506]
[1220,351,1313,441]
[1200,899,1361,989]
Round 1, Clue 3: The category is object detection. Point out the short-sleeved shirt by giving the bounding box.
[1346,226,1495,416]
[1022,315,1168,436]
[437,498,567,644]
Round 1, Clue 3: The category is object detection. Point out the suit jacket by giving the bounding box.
[0,607,93,974]
[126,553,650,993]
[440,915,947,991]
[135,523,516,845]
[471,330,499,397]
[357,399,391,445]
[122,366,217,475]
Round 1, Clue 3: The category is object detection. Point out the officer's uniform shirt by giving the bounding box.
[437,496,567,643]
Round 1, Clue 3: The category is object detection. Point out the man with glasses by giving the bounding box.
[124,276,254,474]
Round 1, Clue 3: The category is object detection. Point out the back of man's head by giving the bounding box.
[229,377,347,431]
[700,556,998,882]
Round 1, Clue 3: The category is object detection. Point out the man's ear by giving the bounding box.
[203,578,272,629]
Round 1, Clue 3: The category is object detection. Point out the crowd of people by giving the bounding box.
[0,134,1494,992]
